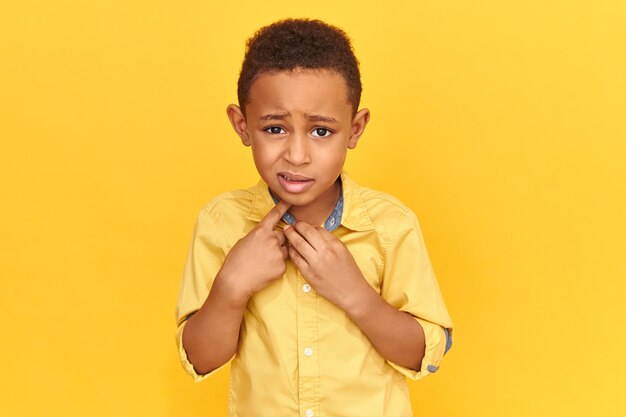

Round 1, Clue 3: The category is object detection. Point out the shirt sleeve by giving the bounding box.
[380,209,454,381]
[176,319,231,383]
[175,207,228,382]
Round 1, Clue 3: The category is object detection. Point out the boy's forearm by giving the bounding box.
[282,222,426,370]
[182,202,291,375]
[182,272,250,375]
[343,286,426,371]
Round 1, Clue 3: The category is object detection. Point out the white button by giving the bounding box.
[303,284,311,293]
[303,347,313,357]
[305,409,314,417]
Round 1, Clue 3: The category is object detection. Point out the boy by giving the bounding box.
[176,19,453,417]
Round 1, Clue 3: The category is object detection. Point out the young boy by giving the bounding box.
[176,19,453,417]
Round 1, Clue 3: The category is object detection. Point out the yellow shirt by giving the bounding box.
[176,172,453,417]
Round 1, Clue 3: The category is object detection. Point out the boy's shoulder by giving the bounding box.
[195,183,266,229]
[357,184,412,214]
[346,176,421,237]
[196,177,422,240]
[347,174,413,215]
[200,186,257,215]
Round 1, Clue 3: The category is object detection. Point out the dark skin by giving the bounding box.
[182,201,425,375]
[183,69,425,374]
[284,222,426,371]
[182,200,292,373]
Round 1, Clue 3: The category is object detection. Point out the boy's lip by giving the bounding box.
[277,172,313,181]
[277,172,314,194]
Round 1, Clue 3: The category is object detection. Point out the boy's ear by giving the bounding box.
[348,108,371,149]
[226,104,251,146]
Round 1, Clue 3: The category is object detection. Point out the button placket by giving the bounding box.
[297,272,319,417]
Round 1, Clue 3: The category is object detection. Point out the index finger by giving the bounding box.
[259,199,291,229]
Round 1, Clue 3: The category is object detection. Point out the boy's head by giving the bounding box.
[227,19,370,218]
[237,19,362,115]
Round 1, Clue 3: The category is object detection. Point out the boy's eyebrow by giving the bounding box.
[305,113,338,123]
[258,112,338,123]
[260,112,290,121]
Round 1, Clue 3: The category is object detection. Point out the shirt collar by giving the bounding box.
[246,172,374,232]
[270,182,343,231]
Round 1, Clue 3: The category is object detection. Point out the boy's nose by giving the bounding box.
[283,134,311,166]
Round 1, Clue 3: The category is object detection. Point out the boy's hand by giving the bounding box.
[284,222,371,310]
[216,200,291,303]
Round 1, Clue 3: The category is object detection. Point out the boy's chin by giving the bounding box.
[269,189,313,208]
[269,180,340,208]
[271,192,302,207]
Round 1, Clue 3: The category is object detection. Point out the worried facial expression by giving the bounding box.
[228,69,370,221]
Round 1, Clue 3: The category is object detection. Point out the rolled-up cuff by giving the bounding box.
[387,317,452,381]
[176,320,229,383]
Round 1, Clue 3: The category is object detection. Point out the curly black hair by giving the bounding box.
[237,19,362,114]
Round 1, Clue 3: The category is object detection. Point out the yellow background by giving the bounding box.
[1,1,625,416]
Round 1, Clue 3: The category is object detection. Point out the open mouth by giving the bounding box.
[277,173,314,193]
[278,173,312,182]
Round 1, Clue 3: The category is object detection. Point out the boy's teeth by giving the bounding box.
[283,175,306,181]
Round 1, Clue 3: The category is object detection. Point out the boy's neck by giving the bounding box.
[290,180,341,227]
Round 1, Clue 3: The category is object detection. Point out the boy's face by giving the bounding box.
[227,69,370,214]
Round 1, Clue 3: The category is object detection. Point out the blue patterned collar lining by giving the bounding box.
[269,181,344,232]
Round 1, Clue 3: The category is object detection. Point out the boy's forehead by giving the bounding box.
[245,68,353,118]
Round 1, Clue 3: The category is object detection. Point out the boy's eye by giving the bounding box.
[311,128,332,138]
[266,126,285,134]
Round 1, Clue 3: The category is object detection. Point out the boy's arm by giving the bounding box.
[181,201,291,375]
[338,284,426,370]
[284,222,425,369]
[181,273,252,375]
[284,217,452,373]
